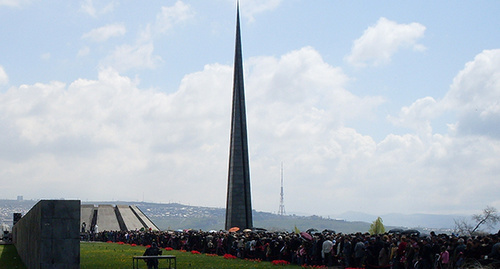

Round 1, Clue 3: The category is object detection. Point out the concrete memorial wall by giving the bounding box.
[96,204,120,231]
[13,200,80,269]
[130,205,159,231]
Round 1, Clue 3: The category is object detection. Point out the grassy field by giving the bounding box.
[0,244,25,269]
[1,242,304,268]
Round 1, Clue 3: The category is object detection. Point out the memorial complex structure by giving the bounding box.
[225,3,253,230]
[80,204,159,232]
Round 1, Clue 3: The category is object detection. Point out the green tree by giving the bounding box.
[369,216,386,235]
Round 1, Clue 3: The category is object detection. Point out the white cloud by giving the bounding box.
[102,41,162,72]
[346,17,426,67]
[1,47,500,217]
[155,1,194,34]
[373,48,500,215]
[0,66,232,204]
[245,46,383,128]
[0,0,31,7]
[40,52,51,60]
[388,49,500,140]
[98,1,194,72]
[80,0,116,17]
[82,23,126,42]
[80,0,95,16]
[0,47,383,211]
[388,96,439,136]
[0,65,8,85]
[240,0,282,23]
[77,46,90,57]
[443,49,500,138]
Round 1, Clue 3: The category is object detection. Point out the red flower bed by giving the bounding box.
[205,254,218,257]
[164,247,173,251]
[191,250,201,254]
[271,260,290,266]
[179,249,187,253]
[145,245,151,248]
[130,244,137,247]
[223,254,237,259]
[117,242,125,245]
[106,241,113,243]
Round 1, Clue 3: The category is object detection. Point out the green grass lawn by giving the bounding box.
[1,242,304,268]
[0,244,26,269]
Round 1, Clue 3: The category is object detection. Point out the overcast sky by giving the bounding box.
[1,0,500,218]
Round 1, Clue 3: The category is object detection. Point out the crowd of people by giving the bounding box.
[84,228,500,268]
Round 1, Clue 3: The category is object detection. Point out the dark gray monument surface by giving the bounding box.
[13,200,80,269]
[225,4,253,230]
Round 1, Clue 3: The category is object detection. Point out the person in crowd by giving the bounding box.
[378,235,391,267]
[143,242,162,269]
[489,236,500,260]
[322,236,334,266]
[342,236,353,267]
[420,237,434,269]
[354,237,366,268]
[440,246,449,269]
[298,243,308,265]
[454,238,466,267]
[394,235,407,269]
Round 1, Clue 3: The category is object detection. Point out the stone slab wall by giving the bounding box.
[130,205,159,230]
[117,205,143,231]
[96,204,120,231]
[13,200,80,269]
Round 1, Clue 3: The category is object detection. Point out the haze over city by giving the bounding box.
[0,1,499,218]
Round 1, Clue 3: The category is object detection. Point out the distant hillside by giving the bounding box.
[144,204,372,233]
[87,201,372,233]
[336,211,464,230]
[0,199,462,233]
[0,200,371,232]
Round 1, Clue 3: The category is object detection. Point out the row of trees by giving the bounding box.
[368,206,499,236]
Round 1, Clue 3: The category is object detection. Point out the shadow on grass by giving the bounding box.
[0,244,26,269]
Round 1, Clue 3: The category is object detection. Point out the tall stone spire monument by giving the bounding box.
[225,2,253,230]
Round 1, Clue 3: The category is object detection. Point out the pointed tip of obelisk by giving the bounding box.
[236,0,240,19]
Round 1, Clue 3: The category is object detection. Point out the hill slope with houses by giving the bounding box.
[0,199,455,234]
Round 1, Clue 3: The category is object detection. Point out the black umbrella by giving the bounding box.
[401,229,420,236]
[388,228,404,234]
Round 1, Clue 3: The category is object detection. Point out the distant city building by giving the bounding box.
[17,196,23,201]
[225,3,253,230]
[13,213,22,226]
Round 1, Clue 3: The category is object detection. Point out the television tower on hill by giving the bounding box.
[278,162,286,215]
